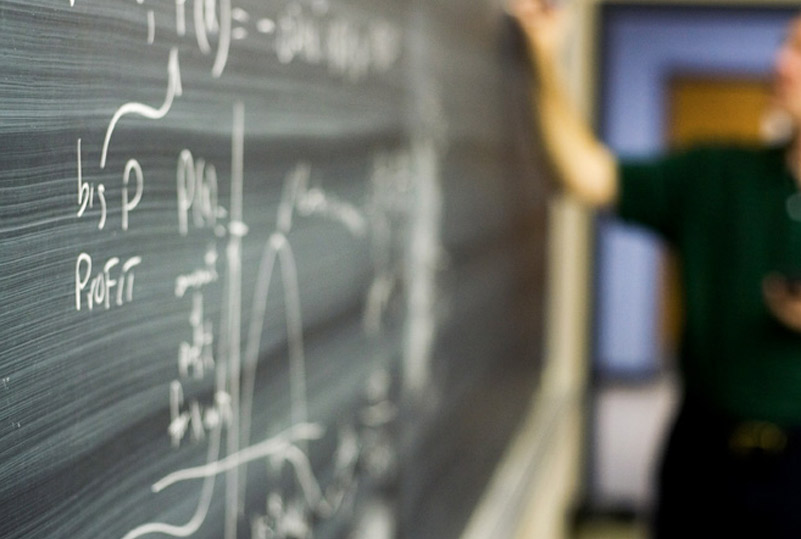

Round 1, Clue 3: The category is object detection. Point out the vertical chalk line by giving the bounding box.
[224,101,245,539]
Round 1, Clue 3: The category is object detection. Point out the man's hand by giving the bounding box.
[763,273,801,332]
[508,0,568,62]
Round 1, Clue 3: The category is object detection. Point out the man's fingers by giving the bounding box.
[762,274,801,331]
[509,0,546,20]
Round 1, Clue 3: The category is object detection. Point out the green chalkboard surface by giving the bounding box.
[0,1,547,537]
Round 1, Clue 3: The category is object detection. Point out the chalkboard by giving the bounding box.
[0,1,548,538]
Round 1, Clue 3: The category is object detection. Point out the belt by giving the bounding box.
[728,420,791,455]
[679,395,801,456]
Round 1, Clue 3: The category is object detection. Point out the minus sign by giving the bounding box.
[256,18,275,34]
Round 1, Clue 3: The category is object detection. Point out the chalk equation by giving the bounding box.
[108,103,407,539]
[0,0,543,537]
[69,0,401,82]
[62,1,419,537]
[71,0,403,312]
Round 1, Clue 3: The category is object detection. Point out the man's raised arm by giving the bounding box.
[510,0,618,208]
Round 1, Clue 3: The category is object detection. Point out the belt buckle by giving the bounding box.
[728,421,788,455]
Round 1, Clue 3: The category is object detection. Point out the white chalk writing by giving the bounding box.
[75,253,141,311]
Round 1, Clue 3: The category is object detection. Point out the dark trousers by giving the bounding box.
[653,396,801,538]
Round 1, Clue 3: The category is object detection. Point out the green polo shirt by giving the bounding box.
[618,144,801,425]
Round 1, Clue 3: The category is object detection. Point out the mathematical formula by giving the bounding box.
[70,0,401,82]
[62,1,413,537]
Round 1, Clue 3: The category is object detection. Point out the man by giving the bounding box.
[511,2,801,536]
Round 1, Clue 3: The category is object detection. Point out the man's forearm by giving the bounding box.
[532,46,618,208]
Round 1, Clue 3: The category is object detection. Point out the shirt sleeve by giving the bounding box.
[617,149,704,243]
